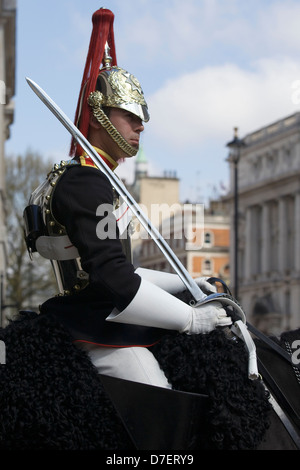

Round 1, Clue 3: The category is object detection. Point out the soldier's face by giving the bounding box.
[109,108,144,154]
[89,107,145,161]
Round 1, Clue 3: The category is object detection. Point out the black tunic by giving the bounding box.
[40,162,165,347]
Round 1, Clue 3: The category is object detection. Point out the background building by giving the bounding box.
[225,113,300,334]
[137,201,230,286]
[188,201,230,285]
[129,147,180,228]
[128,148,230,287]
[0,0,16,326]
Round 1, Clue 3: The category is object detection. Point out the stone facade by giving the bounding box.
[0,0,16,326]
[226,113,300,334]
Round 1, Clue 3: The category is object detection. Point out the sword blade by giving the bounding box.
[26,77,205,303]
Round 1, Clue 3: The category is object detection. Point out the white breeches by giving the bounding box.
[78,344,172,389]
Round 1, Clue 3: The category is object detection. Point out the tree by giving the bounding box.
[5,151,57,317]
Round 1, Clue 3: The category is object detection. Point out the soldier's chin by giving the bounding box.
[131,141,139,150]
[127,142,139,157]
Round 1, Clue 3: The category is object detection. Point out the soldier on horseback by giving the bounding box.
[24,7,231,390]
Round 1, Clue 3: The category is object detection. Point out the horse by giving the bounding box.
[254,327,300,450]
[0,296,299,451]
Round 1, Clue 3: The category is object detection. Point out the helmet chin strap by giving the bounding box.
[88,91,138,157]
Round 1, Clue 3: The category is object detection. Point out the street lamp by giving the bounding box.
[226,127,245,300]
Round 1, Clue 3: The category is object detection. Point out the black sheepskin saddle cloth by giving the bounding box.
[0,310,271,450]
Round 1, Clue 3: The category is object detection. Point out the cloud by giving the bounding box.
[114,0,300,74]
[147,58,300,150]
[256,1,300,55]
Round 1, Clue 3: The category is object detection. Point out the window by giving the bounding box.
[203,258,213,274]
[204,231,213,247]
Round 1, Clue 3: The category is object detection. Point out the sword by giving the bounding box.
[26,77,206,304]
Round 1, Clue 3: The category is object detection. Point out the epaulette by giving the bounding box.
[78,155,99,169]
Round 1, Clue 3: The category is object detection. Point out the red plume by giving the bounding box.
[70,8,117,157]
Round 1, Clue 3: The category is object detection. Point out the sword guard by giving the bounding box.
[190,291,246,324]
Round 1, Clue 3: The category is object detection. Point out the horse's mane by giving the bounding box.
[0,309,272,450]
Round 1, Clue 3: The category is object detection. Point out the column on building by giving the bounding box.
[245,204,264,280]
[286,195,295,272]
[229,207,236,288]
[244,206,252,281]
[0,15,6,327]
[254,204,262,276]
[294,191,300,272]
[278,196,286,273]
[0,16,4,153]
[245,204,264,278]
[0,1,16,326]
[269,200,279,272]
[261,202,270,275]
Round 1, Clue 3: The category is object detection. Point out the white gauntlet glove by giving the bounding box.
[106,279,232,334]
[181,301,231,334]
[135,268,216,299]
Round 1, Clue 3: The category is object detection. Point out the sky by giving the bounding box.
[5,0,300,204]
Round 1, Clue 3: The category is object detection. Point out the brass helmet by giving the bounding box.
[71,8,149,158]
[94,66,149,122]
